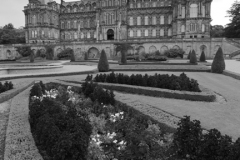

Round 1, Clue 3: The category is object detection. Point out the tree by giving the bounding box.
[115,43,132,64]
[30,50,35,63]
[3,23,14,30]
[98,49,109,72]
[211,47,226,73]
[211,25,225,37]
[187,50,192,59]
[70,50,75,62]
[225,1,240,38]
[15,46,32,57]
[190,50,197,64]
[200,51,206,62]
[45,45,54,60]
[0,23,25,44]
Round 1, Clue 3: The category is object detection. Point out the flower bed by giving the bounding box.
[87,72,201,92]
[28,81,240,160]
[29,81,177,160]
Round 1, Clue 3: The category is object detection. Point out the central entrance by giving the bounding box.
[107,29,114,40]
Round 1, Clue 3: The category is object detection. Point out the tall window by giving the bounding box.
[137,30,141,37]
[129,30,133,37]
[181,25,185,32]
[74,21,77,28]
[152,29,156,37]
[190,23,197,31]
[81,32,84,39]
[137,16,141,25]
[130,17,134,25]
[190,4,198,18]
[145,16,148,25]
[61,22,64,29]
[137,2,141,8]
[74,32,77,39]
[152,16,156,25]
[87,32,90,38]
[202,5,206,17]
[160,29,164,36]
[202,24,205,32]
[145,29,148,37]
[168,15,172,24]
[160,15,164,24]
[73,8,77,12]
[182,7,186,18]
[168,28,172,36]
[152,2,156,7]
[67,21,70,29]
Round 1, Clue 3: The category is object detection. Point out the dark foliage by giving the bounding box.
[45,46,54,60]
[187,50,191,60]
[212,47,225,73]
[0,81,13,93]
[29,82,92,160]
[0,23,25,44]
[190,50,197,64]
[144,54,167,61]
[30,50,34,63]
[164,48,185,58]
[92,72,201,92]
[81,81,115,105]
[174,116,240,160]
[98,49,109,72]
[200,51,206,62]
[15,46,32,57]
[57,48,73,60]
[116,44,132,64]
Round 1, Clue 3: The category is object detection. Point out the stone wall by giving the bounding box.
[0,38,239,60]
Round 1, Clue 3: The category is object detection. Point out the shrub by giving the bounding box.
[30,50,34,63]
[15,46,32,57]
[211,47,225,73]
[45,45,54,60]
[30,83,43,97]
[91,72,201,92]
[190,50,197,64]
[70,50,75,62]
[57,48,73,60]
[200,51,206,62]
[36,50,41,57]
[187,50,191,60]
[98,49,109,72]
[0,81,14,93]
[84,52,88,60]
[121,51,127,64]
[164,48,185,58]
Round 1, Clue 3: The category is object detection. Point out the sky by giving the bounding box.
[0,0,236,28]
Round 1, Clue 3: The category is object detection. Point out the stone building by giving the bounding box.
[23,0,212,43]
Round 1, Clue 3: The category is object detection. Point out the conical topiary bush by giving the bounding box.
[187,50,192,60]
[121,51,127,64]
[70,49,75,62]
[211,47,225,73]
[190,50,197,64]
[84,52,88,60]
[200,51,206,62]
[98,49,109,72]
[30,50,34,63]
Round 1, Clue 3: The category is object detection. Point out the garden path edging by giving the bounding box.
[4,85,43,160]
[223,70,240,81]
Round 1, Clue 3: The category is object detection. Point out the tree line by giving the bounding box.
[0,23,25,44]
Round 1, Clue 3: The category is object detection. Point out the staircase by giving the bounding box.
[226,39,240,58]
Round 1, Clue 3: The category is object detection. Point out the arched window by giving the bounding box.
[190,4,198,18]
[168,15,172,24]
[145,29,148,37]
[152,29,156,37]
[130,3,134,8]
[129,30,134,37]
[137,16,141,25]
[202,24,205,32]
[145,16,148,25]
[181,25,185,32]
[160,15,164,24]
[168,28,172,36]
[137,2,141,8]
[73,8,77,12]
[152,16,156,25]
[130,17,134,25]
[137,30,141,37]
[152,2,156,7]
[160,29,164,36]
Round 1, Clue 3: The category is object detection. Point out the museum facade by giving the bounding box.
[23,0,213,44]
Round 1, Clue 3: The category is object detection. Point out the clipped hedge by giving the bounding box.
[82,81,216,102]
[98,49,109,72]
[89,72,201,92]
[212,47,225,73]
[0,81,13,94]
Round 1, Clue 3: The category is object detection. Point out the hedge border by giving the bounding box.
[0,81,35,104]
[4,82,44,160]
[119,62,198,65]
[223,70,240,81]
[61,80,216,102]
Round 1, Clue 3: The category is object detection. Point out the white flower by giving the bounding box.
[120,112,124,115]
[113,140,117,143]
[117,147,121,150]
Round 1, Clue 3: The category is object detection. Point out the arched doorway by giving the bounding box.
[149,46,157,54]
[107,29,114,40]
[88,47,100,59]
